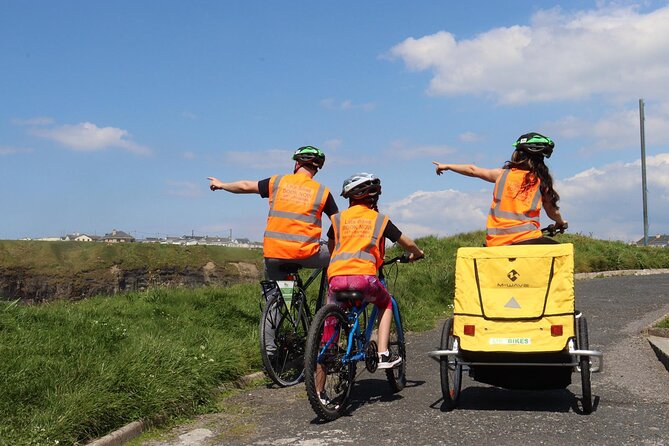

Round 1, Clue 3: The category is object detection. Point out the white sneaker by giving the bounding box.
[377,353,402,369]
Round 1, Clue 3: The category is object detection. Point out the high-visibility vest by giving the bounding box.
[328,205,389,277]
[263,173,329,259]
[486,168,542,247]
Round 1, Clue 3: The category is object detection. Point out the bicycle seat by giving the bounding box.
[278,263,303,274]
[333,291,364,302]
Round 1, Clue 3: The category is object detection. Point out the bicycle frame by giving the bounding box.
[300,266,328,313]
[317,293,403,367]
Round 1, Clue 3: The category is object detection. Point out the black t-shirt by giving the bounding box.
[326,218,402,244]
[258,178,338,216]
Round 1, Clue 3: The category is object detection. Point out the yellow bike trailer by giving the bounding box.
[429,243,603,413]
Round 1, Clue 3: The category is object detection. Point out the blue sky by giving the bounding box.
[2,0,669,243]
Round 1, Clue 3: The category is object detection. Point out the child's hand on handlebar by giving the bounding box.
[409,250,425,262]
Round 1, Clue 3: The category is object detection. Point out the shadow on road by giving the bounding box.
[429,385,601,415]
[309,375,426,423]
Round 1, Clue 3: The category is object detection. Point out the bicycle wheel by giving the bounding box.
[259,291,310,387]
[386,299,407,392]
[439,317,462,410]
[577,314,593,414]
[304,304,355,421]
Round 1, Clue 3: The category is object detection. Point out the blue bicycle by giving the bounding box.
[304,255,409,421]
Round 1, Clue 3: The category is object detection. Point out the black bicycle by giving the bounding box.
[259,264,328,387]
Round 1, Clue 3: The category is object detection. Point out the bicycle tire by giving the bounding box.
[386,299,407,392]
[577,314,593,414]
[304,304,355,421]
[259,291,310,387]
[439,317,462,410]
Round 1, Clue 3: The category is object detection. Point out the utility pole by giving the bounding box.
[639,99,649,246]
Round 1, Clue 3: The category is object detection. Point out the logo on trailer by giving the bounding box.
[507,269,519,281]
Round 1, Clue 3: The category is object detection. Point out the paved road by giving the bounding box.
[143,274,669,446]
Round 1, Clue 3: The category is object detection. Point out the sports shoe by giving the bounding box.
[377,352,402,369]
[318,391,339,409]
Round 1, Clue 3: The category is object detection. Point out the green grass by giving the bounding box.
[658,317,669,329]
[2,232,669,445]
[0,286,262,445]
[0,240,261,273]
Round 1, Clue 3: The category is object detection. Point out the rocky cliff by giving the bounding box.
[0,261,260,303]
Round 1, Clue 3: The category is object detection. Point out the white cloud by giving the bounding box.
[11,117,54,126]
[384,189,489,239]
[384,140,457,160]
[183,151,196,160]
[320,98,376,112]
[224,149,292,169]
[166,180,204,198]
[383,153,669,242]
[547,101,669,151]
[459,132,485,143]
[389,4,669,104]
[32,122,152,155]
[322,139,343,151]
[0,145,33,155]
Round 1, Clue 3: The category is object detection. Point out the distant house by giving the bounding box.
[63,233,101,242]
[636,234,669,247]
[103,229,135,243]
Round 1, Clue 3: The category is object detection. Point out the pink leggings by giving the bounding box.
[322,275,392,344]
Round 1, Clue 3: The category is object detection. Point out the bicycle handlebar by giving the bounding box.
[382,253,412,265]
[541,222,568,237]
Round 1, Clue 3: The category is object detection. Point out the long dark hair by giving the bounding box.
[504,150,560,209]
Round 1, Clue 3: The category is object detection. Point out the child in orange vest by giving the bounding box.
[314,173,423,406]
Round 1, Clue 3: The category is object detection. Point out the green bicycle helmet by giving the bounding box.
[513,132,554,158]
[341,172,381,200]
[292,146,326,169]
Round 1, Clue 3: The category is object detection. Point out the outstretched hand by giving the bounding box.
[207,177,223,191]
[432,161,447,175]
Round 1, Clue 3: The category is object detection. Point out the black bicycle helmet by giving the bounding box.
[513,132,554,158]
[341,172,381,200]
[292,146,326,169]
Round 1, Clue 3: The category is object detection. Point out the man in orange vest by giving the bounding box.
[208,146,338,279]
[327,173,424,368]
[432,132,567,246]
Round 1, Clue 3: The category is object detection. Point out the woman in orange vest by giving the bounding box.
[432,132,567,246]
[208,146,338,279]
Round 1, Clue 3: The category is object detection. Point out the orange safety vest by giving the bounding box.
[486,168,542,247]
[328,205,389,277]
[263,173,329,259]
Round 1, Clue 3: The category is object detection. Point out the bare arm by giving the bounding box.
[207,177,260,194]
[542,197,568,229]
[432,161,503,183]
[396,234,424,262]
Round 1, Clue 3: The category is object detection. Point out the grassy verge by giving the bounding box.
[0,285,262,445]
[2,232,669,444]
[658,317,669,329]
